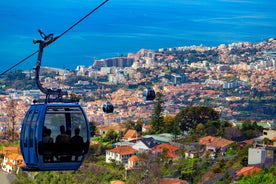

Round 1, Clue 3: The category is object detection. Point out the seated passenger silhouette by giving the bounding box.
[55,125,71,161]
[70,128,84,161]
[56,125,70,144]
[42,128,54,162]
[43,128,54,144]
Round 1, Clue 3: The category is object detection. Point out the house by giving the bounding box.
[97,123,125,136]
[127,155,144,169]
[236,166,262,178]
[248,147,266,165]
[272,136,276,147]
[152,143,179,159]
[106,145,137,164]
[264,146,276,167]
[1,153,24,173]
[199,136,234,153]
[2,146,19,155]
[142,124,151,132]
[247,145,276,168]
[123,129,140,141]
[263,129,276,140]
[236,139,254,149]
[143,133,175,144]
[182,143,204,159]
[132,137,159,153]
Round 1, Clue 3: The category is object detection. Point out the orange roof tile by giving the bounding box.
[108,145,137,155]
[123,129,137,139]
[143,124,151,130]
[3,147,19,154]
[199,136,233,148]
[236,166,262,177]
[128,155,141,162]
[153,143,179,158]
[6,153,23,161]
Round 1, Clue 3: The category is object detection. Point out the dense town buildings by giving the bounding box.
[0,38,275,183]
[0,38,275,135]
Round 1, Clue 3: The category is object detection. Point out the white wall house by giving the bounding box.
[106,145,137,164]
[132,137,159,153]
[1,153,23,173]
[248,147,266,165]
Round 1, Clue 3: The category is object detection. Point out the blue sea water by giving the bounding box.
[0,0,275,70]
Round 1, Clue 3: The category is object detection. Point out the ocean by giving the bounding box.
[0,0,275,71]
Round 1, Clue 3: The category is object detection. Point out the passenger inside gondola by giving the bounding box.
[43,128,54,144]
[56,125,70,144]
[55,125,71,161]
[70,128,84,161]
[42,127,54,162]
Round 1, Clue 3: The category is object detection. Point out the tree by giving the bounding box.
[103,129,118,143]
[175,106,220,133]
[241,119,263,139]
[163,115,176,133]
[236,171,276,184]
[5,99,18,142]
[150,92,164,133]
[89,121,96,137]
[135,118,144,133]
[123,119,143,133]
[224,126,242,140]
[195,123,205,136]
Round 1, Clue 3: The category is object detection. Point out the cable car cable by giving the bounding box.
[0,0,109,77]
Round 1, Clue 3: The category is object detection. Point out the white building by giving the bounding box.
[248,147,266,165]
[1,153,24,173]
[106,145,137,164]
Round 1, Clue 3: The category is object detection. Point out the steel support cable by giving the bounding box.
[0,0,109,76]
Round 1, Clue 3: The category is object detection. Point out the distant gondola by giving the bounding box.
[102,101,114,113]
[142,88,156,101]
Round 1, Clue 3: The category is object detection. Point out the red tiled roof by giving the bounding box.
[123,129,137,139]
[143,124,151,130]
[108,145,137,155]
[153,143,179,158]
[3,147,19,154]
[199,136,233,148]
[128,155,141,162]
[243,139,254,144]
[236,166,262,177]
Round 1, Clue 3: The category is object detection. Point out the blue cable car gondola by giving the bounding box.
[142,88,156,101]
[20,30,90,171]
[20,103,90,171]
[102,101,114,113]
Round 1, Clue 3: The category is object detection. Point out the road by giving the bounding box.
[0,171,17,184]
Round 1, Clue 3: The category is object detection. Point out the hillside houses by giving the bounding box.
[199,136,234,154]
[106,145,137,164]
[1,146,24,174]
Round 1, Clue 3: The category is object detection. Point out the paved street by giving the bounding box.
[0,171,16,184]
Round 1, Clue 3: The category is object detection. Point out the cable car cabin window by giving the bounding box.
[29,110,39,148]
[39,106,88,163]
[23,110,35,147]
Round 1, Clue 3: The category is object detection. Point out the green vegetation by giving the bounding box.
[0,103,273,183]
[235,166,276,184]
